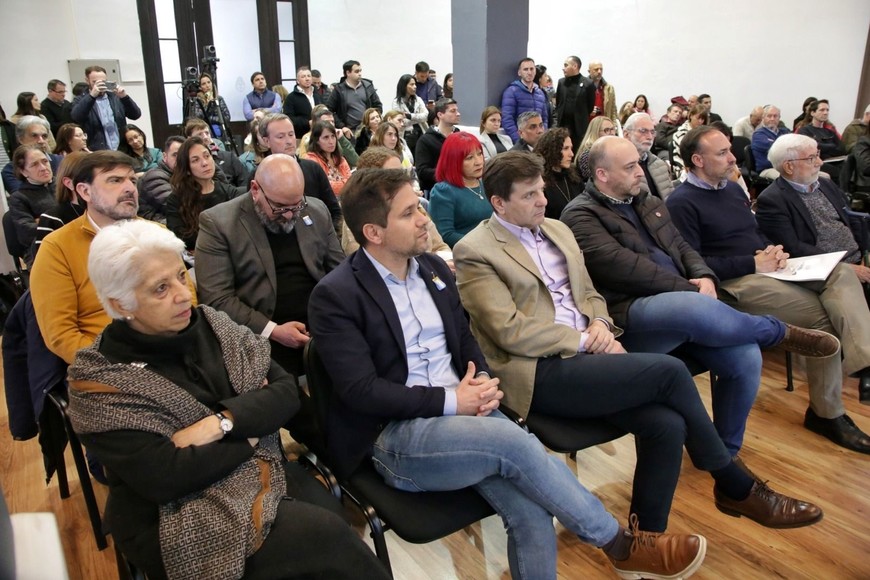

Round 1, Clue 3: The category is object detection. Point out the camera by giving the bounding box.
[202,45,219,66]
[104,81,118,91]
[182,66,200,97]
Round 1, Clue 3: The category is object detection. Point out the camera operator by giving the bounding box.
[70,65,141,151]
[188,72,234,151]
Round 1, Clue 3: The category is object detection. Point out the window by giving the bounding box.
[137,0,310,148]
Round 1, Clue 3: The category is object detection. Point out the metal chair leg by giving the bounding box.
[785,352,794,392]
[46,391,108,550]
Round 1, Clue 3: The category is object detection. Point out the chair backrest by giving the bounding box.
[2,211,24,267]
[301,339,334,460]
[743,144,757,173]
[731,135,749,166]
[845,208,870,253]
[840,153,857,195]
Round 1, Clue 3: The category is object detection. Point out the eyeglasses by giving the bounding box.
[633,128,656,136]
[789,153,821,164]
[257,182,308,215]
[600,127,616,135]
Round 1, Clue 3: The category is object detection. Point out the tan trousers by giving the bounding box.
[718,263,870,418]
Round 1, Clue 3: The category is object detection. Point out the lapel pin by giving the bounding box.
[302,215,313,226]
[432,274,446,291]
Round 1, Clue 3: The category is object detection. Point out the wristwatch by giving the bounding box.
[216,411,234,437]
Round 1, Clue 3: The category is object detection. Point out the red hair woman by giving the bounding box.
[428,132,491,247]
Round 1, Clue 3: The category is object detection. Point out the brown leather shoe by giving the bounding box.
[714,481,823,528]
[608,515,706,579]
[779,324,840,358]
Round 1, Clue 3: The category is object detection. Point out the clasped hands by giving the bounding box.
[754,244,789,273]
[456,362,503,416]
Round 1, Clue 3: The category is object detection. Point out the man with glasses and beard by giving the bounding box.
[195,153,344,380]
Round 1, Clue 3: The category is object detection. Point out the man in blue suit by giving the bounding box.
[308,167,707,580]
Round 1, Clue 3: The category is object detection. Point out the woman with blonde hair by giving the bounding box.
[354,107,381,155]
[574,115,617,181]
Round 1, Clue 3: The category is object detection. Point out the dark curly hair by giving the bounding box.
[534,127,580,185]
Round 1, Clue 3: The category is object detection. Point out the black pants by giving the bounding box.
[126,462,388,580]
[531,352,731,532]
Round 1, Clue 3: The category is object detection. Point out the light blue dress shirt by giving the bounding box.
[364,250,460,414]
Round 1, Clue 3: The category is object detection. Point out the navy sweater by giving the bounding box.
[666,180,770,281]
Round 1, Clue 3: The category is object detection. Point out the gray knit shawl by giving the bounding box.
[68,306,286,580]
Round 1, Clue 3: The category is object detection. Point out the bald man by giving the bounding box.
[195,153,344,378]
[732,106,764,139]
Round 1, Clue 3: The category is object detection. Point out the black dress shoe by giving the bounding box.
[804,408,870,454]
[859,372,870,405]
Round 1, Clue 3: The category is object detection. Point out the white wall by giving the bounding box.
[528,0,869,130]
[2,0,867,142]
[0,0,153,143]
[308,0,454,105]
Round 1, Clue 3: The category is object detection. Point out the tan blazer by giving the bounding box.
[454,217,618,417]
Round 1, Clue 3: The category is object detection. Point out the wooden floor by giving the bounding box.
[2,352,869,579]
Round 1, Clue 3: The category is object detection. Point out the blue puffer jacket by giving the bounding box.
[501,80,549,142]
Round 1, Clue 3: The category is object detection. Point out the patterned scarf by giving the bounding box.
[68,306,286,580]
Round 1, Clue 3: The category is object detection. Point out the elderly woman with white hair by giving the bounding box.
[66,220,388,580]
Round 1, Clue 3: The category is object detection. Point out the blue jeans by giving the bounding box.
[621,291,786,453]
[372,410,619,580]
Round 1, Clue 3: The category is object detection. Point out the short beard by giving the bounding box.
[254,200,295,234]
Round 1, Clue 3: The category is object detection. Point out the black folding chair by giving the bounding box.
[303,340,496,576]
[744,144,774,195]
[45,389,108,550]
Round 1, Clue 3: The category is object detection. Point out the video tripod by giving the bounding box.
[181,45,239,155]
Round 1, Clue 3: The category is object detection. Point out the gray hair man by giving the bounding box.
[757,132,870,284]
[623,112,676,200]
[750,105,791,178]
[510,111,545,152]
[2,116,63,192]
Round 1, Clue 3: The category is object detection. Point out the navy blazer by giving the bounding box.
[308,250,490,478]
[756,176,858,258]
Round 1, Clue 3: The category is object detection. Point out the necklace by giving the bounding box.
[553,175,572,203]
[464,182,485,200]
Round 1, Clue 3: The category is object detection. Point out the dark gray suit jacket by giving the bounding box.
[756,176,858,258]
[195,192,345,334]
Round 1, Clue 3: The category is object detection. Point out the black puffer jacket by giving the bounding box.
[560,181,717,325]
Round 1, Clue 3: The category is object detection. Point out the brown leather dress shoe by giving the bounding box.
[714,481,823,528]
[779,324,840,358]
[608,515,706,579]
[804,408,870,453]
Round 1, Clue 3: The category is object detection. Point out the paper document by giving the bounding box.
[760,251,847,282]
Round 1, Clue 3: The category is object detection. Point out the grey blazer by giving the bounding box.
[195,192,345,333]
